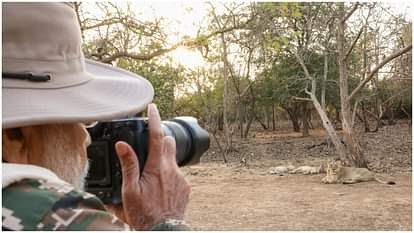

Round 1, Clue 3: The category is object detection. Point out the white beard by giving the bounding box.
[39,125,89,190]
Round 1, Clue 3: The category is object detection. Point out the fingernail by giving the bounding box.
[148,103,155,116]
[115,142,128,156]
[150,103,159,116]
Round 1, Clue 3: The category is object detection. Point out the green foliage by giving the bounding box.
[193,34,210,47]
[263,35,289,52]
[259,2,302,18]
[279,2,302,18]
[175,82,224,122]
[117,58,185,118]
[256,52,341,111]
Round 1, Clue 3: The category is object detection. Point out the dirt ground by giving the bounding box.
[181,120,412,230]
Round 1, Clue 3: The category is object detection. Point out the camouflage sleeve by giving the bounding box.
[3,178,192,231]
[2,178,129,230]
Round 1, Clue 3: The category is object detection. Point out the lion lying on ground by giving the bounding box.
[268,165,295,175]
[322,160,395,185]
[269,164,325,175]
[289,165,325,175]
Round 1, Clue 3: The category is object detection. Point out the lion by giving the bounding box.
[289,165,324,175]
[322,160,395,185]
[268,165,295,176]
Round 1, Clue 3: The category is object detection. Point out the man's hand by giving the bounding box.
[112,103,191,230]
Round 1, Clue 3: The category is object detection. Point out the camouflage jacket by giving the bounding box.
[2,163,190,231]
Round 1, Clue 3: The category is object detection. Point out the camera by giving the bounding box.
[85,117,210,204]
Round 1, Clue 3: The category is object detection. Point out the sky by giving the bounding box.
[82,1,212,42]
[81,1,217,69]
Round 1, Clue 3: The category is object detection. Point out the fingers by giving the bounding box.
[163,136,177,166]
[115,141,140,188]
[146,103,164,167]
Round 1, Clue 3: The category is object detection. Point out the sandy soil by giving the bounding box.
[181,120,412,230]
[183,164,411,230]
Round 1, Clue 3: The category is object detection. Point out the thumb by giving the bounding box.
[115,141,140,187]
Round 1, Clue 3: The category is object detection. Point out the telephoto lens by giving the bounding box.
[85,116,210,204]
[161,117,210,166]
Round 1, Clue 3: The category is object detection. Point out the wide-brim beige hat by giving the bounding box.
[2,3,154,129]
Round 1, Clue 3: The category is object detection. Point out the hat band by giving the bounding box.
[3,72,51,82]
[2,57,92,89]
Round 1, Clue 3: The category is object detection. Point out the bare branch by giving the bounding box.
[382,88,411,105]
[204,7,256,41]
[240,80,256,98]
[82,18,124,31]
[344,25,364,61]
[351,99,361,129]
[99,44,181,63]
[349,45,412,100]
[344,3,374,61]
[97,2,256,63]
[293,51,312,80]
[342,2,359,23]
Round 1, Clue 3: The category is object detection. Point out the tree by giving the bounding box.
[336,2,412,167]
[117,58,185,118]
[253,2,412,166]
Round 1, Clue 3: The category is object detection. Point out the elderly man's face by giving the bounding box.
[3,123,91,190]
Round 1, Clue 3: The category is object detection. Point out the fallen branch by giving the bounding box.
[305,141,328,150]
[292,96,312,102]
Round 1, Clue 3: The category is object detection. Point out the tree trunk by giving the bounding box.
[359,27,371,133]
[321,49,328,111]
[211,132,227,163]
[220,32,231,153]
[218,111,224,131]
[238,105,244,138]
[255,113,268,130]
[308,92,347,158]
[360,101,371,132]
[264,107,270,129]
[283,106,301,132]
[373,33,383,132]
[243,113,254,138]
[243,83,258,138]
[272,104,276,131]
[334,108,342,129]
[337,3,368,168]
[302,102,310,137]
[388,107,395,125]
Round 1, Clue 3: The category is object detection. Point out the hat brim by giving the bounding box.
[2,59,154,129]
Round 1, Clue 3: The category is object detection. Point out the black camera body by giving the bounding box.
[85,117,209,204]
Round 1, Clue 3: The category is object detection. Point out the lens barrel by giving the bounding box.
[163,117,210,166]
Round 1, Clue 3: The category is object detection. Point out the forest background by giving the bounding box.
[75,1,412,168]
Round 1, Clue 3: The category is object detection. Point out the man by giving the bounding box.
[2,3,191,230]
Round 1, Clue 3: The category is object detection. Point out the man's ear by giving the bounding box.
[2,128,30,163]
